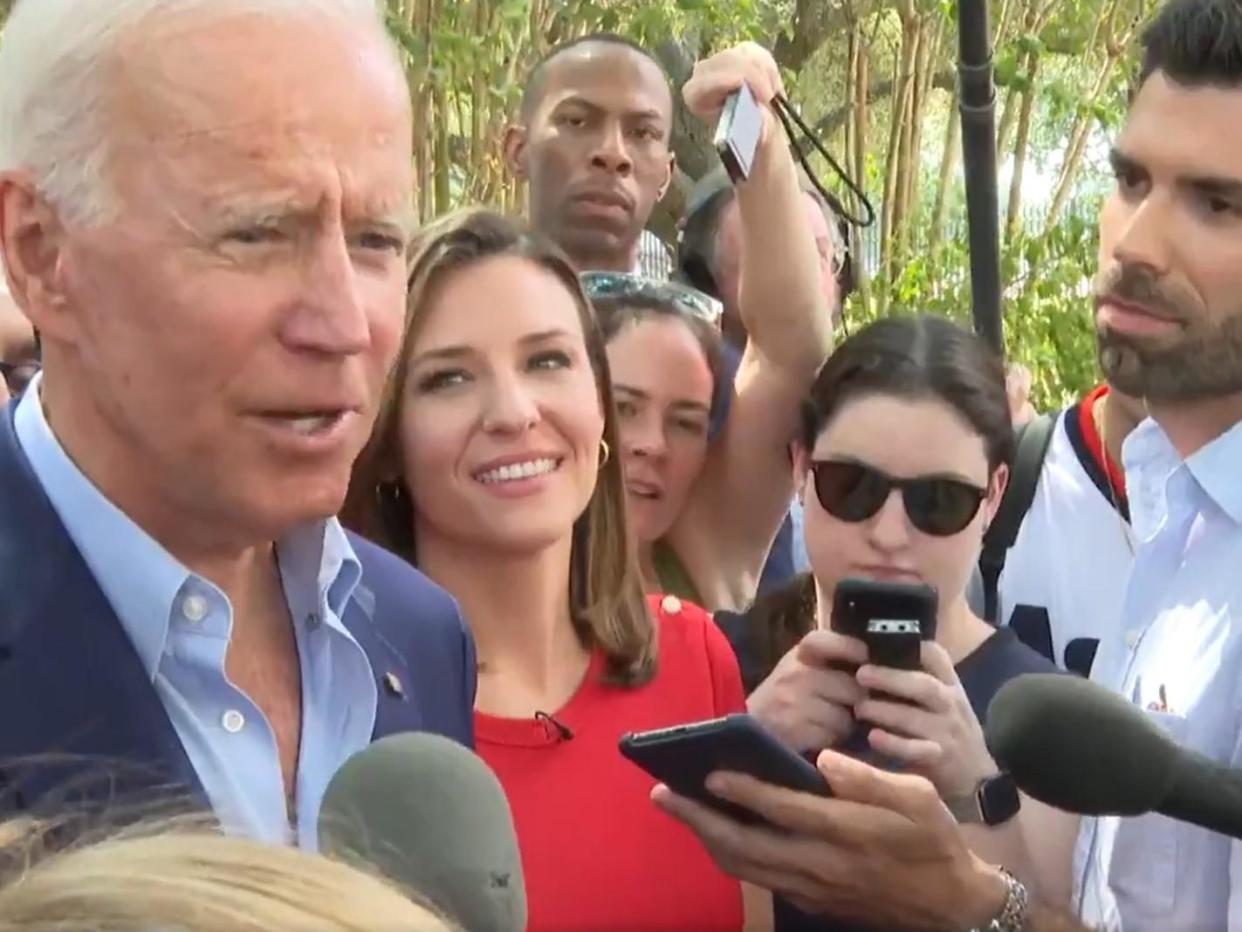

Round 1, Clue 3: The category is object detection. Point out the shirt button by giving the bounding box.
[181,594,208,623]
[221,710,245,734]
[661,595,682,615]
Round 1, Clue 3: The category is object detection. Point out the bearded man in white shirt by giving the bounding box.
[1071,0,1242,927]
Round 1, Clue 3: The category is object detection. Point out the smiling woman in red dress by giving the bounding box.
[344,209,754,931]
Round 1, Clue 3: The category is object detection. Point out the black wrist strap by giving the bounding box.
[770,93,875,229]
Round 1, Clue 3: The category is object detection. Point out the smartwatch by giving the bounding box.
[947,772,1021,826]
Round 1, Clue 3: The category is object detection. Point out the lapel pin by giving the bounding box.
[383,671,406,700]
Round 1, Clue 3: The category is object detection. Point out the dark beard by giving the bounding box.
[1095,264,1242,402]
[1098,317,1242,401]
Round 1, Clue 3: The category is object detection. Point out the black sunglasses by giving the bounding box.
[0,359,39,398]
[810,460,987,537]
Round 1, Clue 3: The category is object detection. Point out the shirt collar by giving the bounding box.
[1185,416,1242,525]
[13,373,362,677]
[1123,413,1242,528]
[276,514,362,628]
[1121,416,1172,475]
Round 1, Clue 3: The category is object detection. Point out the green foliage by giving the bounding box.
[846,204,1102,412]
[1001,210,1102,410]
[374,0,1138,409]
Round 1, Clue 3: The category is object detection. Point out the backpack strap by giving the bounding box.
[980,412,1057,623]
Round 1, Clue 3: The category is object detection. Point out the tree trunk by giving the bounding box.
[893,18,925,267]
[996,88,1020,155]
[812,70,956,138]
[879,7,917,308]
[409,0,435,221]
[1043,57,1121,230]
[929,95,961,258]
[1005,58,1040,239]
[432,82,452,217]
[992,0,1023,150]
[1043,0,1137,230]
[998,0,1059,154]
[904,16,943,250]
[468,0,487,190]
[850,19,872,310]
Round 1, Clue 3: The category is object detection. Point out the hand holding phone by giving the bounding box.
[852,639,997,799]
[746,629,868,753]
[713,83,763,183]
[681,43,784,183]
[831,578,939,671]
[619,714,830,825]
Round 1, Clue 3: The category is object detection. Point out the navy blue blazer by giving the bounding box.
[0,400,476,815]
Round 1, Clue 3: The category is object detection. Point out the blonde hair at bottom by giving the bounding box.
[0,815,456,932]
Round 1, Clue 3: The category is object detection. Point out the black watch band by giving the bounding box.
[947,773,1021,826]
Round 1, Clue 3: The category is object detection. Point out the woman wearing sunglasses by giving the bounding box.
[741,314,1073,929]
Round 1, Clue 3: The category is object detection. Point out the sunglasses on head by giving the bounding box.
[809,460,987,537]
[579,271,723,329]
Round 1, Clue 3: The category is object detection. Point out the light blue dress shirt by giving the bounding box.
[14,376,378,850]
[1074,414,1242,931]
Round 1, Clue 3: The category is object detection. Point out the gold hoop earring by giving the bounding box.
[599,439,611,467]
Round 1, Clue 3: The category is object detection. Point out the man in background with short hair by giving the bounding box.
[505,34,675,274]
[678,167,845,351]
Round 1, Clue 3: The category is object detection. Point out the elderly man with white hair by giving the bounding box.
[0,0,475,848]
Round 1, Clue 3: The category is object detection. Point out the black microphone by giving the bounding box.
[986,673,1242,839]
[534,710,574,742]
[318,733,527,932]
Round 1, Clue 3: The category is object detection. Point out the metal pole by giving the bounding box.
[958,0,1004,355]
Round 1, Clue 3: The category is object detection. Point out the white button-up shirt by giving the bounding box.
[1075,414,1242,931]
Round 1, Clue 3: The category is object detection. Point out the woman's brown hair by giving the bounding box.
[342,208,655,686]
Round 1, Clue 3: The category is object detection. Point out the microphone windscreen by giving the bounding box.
[318,733,526,932]
[985,673,1180,816]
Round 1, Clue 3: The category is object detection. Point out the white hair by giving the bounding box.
[0,0,393,227]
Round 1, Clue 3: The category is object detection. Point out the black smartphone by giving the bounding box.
[713,83,763,184]
[831,578,938,670]
[619,713,830,824]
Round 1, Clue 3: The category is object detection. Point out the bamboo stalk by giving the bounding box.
[469,0,487,192]
[903,14,942,252]
[892,17,922,267]
[1005,58,1039,240]
[879,60,905,308]
[851,19,871,309]
[928,95,961,262]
